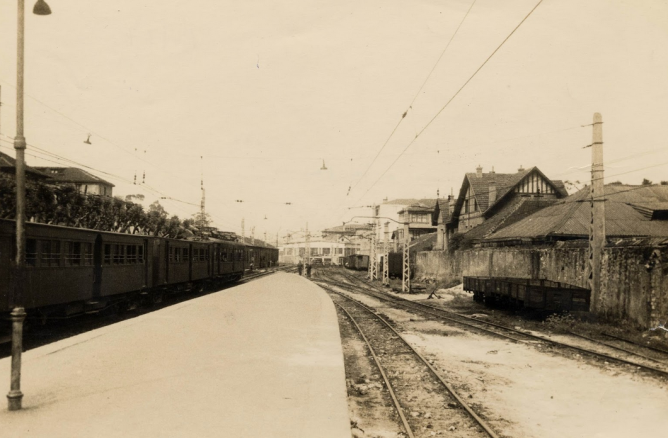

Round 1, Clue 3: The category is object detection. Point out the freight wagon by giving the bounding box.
[463,276,590,312]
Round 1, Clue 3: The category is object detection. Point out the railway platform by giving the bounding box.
[0,272,350,438]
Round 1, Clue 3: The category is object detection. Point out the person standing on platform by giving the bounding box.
[306,263,312,278]
[297,261,303,276]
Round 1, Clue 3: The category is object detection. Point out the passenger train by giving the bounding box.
[0,219,278,318]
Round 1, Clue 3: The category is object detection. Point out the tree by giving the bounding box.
[191,211,212,229]
[642,178,653,186]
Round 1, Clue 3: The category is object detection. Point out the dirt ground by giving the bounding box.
[335,280,668,438]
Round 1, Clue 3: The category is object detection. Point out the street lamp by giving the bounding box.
[8,0,51,412]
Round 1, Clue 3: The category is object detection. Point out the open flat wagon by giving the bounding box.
[463,276,590,312]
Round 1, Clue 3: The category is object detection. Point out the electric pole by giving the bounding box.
[382,222,389,286]
[587,112,605,308]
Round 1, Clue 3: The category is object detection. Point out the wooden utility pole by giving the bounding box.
[588,112,605,308]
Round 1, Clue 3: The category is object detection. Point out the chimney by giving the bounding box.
[476,165,483,178]
[490,166,495,174]
[518,165,524,172]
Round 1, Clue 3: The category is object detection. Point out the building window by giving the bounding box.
[323,248,330,255]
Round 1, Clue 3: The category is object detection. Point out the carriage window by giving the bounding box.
[169,247,174,262]
[113,244,125,264]
[138,245,144,263]
[26,239,37,267]
[83,242,93,265]
[221,248,228,262]
[65,242,82,266]
[104,244,112,265]
[193,248,199,261]
[174,247,181,262]
[205,249,209,261]
[126,245,137,263]
[182,248,189,262]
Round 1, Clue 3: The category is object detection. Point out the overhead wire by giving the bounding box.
[349,0,479,195]
[349,0,546,207]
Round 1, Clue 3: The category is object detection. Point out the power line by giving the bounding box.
[352,0,546,205]
[349,0,479,194]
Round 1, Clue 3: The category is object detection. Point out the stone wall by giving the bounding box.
[415,243,668,329]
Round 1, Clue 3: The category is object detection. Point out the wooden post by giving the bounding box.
[588,112,605,308]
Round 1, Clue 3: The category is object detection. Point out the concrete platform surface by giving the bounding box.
[0,272,351,438]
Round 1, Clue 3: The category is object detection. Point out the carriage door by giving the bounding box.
[93,235,103,298]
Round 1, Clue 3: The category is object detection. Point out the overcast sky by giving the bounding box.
[0,0,667,241]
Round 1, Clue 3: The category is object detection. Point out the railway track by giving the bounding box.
[326,284,500,438]
[315,268,668,380]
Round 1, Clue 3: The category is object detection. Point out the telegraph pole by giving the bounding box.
[241,218,245,242]
[587,112,605,308]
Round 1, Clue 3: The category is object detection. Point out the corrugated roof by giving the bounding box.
[383,198,438,207]
[487,185,668,240]
[34,167,115,187]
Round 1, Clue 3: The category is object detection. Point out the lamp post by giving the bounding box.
[7,0,51,412]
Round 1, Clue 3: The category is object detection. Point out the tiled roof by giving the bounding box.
[0,151,51,179]
[464,197,557,241]
[34,167,115,187]
[486,185,668,240]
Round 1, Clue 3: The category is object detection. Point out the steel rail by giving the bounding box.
[601,332,668,356]
[334,301,415,438]
[321,271,668,379]
[326,284,501,438]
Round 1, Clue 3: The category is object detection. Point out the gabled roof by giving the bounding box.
[486,184,668,241]
[0,151,51,179]
[34,167,115,187]
[433,199,449,226]
[451,166,566,224]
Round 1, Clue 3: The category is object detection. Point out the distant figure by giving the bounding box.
[306,264,312,278]
[297,262,303,276]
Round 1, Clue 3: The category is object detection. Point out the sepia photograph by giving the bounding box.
[1,0,667,436]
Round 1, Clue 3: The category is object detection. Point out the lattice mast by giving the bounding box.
[304,222,311,266]
[402,221,410,293]
[382,222,389,286]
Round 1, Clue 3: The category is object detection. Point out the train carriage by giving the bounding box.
[0,218,278,318]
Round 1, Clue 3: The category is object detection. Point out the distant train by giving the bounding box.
[463,276,590,312]
[0,219,278,318]
[344,254,369,271]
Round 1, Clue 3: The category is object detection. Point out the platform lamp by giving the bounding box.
[7,0,51,412]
